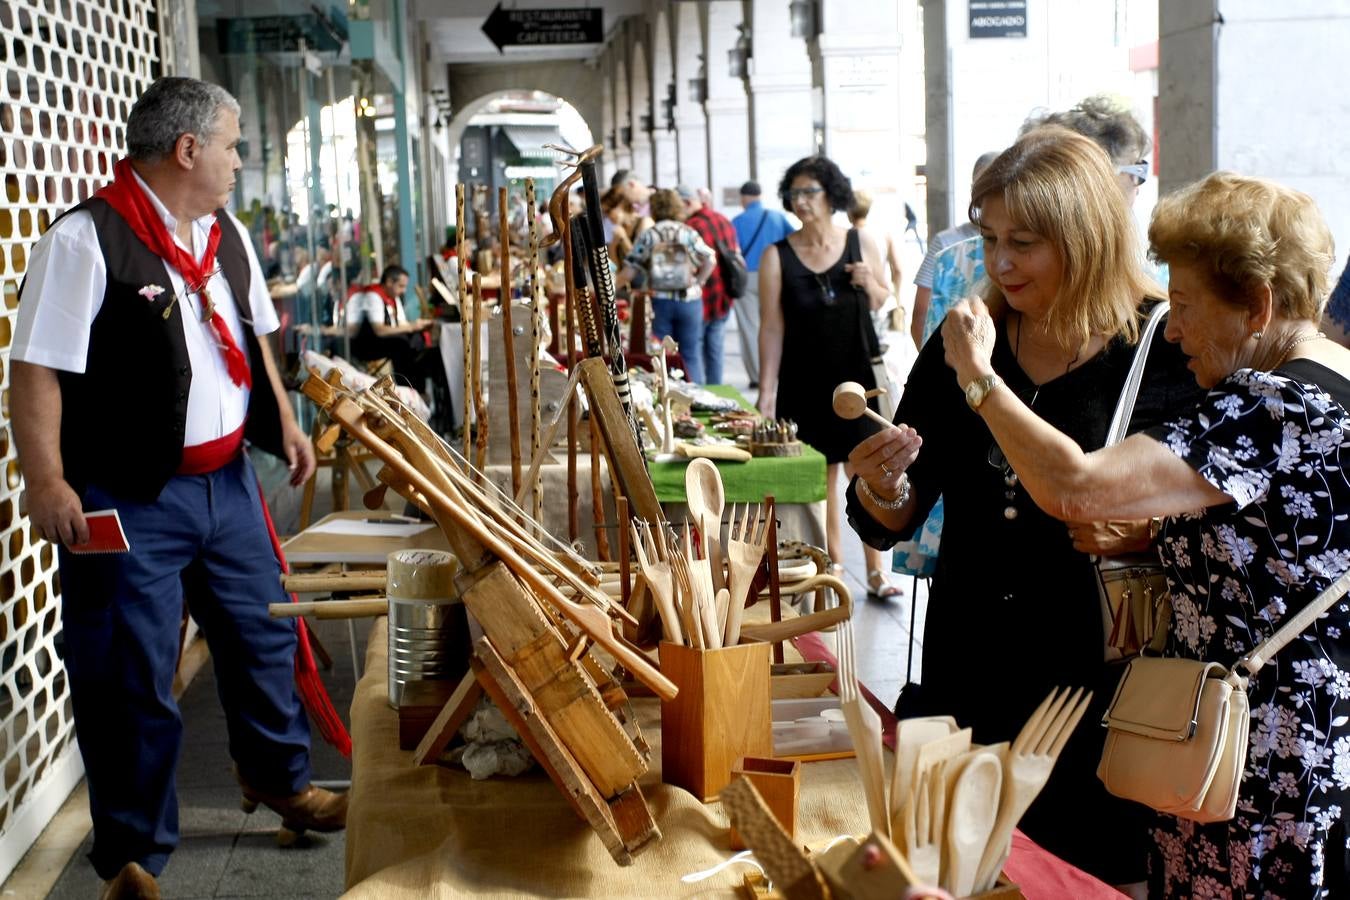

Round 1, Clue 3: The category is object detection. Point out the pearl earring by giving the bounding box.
[1252,330,1264,341]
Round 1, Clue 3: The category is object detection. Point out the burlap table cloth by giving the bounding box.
[344,620,1119,899]
[344,618,867,898]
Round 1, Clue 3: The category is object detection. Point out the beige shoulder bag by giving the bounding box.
[1098,568,1350,822]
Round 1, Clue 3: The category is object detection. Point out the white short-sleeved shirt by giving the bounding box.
[12,171,278,447]
[345,289,407,327]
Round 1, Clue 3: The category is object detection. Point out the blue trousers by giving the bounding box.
[651,295,705,384]
[702,310,728,386]
[59,454,311,878]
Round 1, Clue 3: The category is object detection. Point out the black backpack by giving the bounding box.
[713,235,749,299]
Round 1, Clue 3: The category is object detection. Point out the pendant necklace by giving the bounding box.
[994,314,1080,521]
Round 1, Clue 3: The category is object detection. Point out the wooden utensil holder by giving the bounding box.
[660,641,772,801]
[729,756,799,850]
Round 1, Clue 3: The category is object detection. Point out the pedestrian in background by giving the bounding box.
[680,184,740,385]
[732,180,794,387]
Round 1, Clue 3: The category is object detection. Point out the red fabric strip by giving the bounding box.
[256,479,352,758]
[176,424,245,475]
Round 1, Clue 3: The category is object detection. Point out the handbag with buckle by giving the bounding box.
[1098,569,1350,822]
[1097,302,1171,661]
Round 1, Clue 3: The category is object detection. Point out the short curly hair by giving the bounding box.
[1020,94,1149,166]
[649,188,686,223]
[1149,172,1336,321]
[778,156,853,213]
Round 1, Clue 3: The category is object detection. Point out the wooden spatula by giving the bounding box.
[889,717,959,847]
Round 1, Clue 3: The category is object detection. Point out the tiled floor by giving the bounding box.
[23,299,931,899]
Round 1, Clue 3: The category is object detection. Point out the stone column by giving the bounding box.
[1160,0,1350,251]
[652,129,679,186]
[675,109,709,194]
[817,2,905,225]
[746,0,814,193]
[704,2,751,215]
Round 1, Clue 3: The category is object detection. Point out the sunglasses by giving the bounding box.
[1116,161,1149,187]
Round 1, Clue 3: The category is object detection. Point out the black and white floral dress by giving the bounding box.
[1145,360,1350,899]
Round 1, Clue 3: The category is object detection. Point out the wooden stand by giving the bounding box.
[660,641,772,801]
[749,440,803,458]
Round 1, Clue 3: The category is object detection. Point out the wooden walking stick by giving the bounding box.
[590,413,610,560]
[566,250,581,543]
[456,183,471,462]
[472,272,488,479]
[499,186,523,498]
[525,178,544,532]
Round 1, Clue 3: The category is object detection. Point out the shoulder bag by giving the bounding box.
[1099,568,1350,822]
[847,228,898,421]
[1096,301,1172,661]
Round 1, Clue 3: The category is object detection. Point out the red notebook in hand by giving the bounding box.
[67,509,131,555]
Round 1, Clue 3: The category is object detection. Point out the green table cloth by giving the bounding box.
[647,385,828,504]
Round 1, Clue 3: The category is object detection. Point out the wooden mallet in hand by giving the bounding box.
[832,381,894,428]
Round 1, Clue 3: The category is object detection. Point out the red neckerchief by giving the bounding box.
[95,158,251,388]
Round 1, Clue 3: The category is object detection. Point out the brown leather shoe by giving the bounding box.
[236,770,347,845]
[98,862,160,900]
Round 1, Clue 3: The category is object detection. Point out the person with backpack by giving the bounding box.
[679,184,746,385]
[616,188,715,383]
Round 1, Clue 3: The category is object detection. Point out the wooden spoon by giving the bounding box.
[832,381,893,428]
[944,750,1002,897]
[684,458,726,593]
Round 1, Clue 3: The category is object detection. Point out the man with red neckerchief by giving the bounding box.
[10,77,345,899]
[345,264,456,436]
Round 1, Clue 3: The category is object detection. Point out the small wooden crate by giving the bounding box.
[729,757,800,850]
[660,641,772,801]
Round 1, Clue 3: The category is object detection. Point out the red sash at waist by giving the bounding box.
[177,423,245,475]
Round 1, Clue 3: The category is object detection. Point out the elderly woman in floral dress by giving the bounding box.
[902,172,1350,897]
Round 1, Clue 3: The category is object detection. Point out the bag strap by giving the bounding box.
[1237,568,1350,677]
[1105,301,1170,446]
[745,209,769,258]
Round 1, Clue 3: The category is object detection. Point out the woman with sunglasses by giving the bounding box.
[757,155,900,599]
[845,128,1202,893]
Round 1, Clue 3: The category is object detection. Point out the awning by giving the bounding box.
[498,125,564,161]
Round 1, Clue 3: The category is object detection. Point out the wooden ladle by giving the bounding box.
[832,381,894,428]
[685,458,726,593]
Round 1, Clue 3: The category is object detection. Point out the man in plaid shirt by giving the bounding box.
[678,185,740,385]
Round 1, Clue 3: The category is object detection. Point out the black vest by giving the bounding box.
[38,198,284,501]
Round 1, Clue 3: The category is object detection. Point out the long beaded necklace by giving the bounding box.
[990,313,1081,520]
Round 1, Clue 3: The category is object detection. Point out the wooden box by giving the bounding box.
[729,756,800,850]
[660,641,772,801]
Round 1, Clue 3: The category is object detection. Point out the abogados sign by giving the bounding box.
[481,3,604,52]
[969,1,1028,39]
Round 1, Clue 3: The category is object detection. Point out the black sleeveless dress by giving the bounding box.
[774,229,881,463]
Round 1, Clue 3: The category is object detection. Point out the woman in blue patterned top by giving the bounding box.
[935,171,1349,898]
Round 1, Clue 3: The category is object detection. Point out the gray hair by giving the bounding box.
[126,77,240,162]
[1019,94,1149,166]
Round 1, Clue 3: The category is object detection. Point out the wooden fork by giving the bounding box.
[630,521,682,645]
[971,686,1093,892]
[724,502,768,646]
[902,760,945,886]
[838,619,889,839]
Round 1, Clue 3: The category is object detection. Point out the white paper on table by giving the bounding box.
[304,519,434,538]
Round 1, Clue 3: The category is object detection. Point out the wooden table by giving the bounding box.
[342,620,1121,899]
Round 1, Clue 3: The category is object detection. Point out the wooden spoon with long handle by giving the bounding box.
[944,750,1003,897]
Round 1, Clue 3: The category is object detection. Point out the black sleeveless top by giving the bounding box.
[773,228,880,463]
